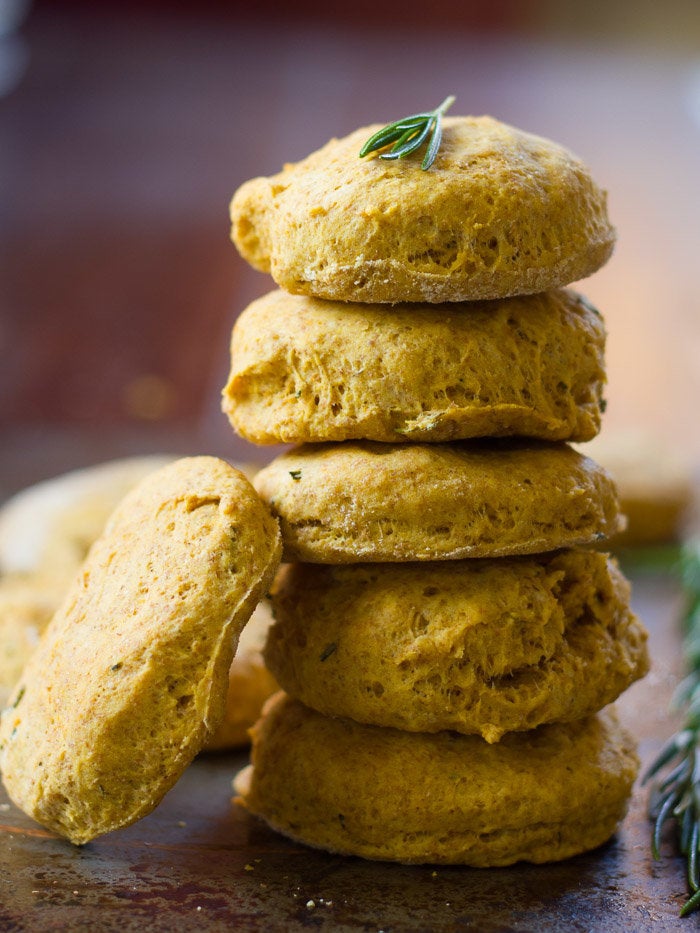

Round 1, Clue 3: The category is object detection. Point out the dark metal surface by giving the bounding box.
[0,571,693,932]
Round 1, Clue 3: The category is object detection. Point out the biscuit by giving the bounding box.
[254,441,623,563]
[230,116,615,303]
[0,455,177,578]
[266,550,648,742]
[0,577,277,755]
[204,599,278,752]
[0,574,63,708]
[223,288,606,445]
[0,456,271,753]
[578,430,697,547]
[235,694,638,866]
[0,457,281,844]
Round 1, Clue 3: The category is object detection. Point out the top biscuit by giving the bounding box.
[230,115,615,303]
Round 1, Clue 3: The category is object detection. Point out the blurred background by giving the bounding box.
[2,0,700,499]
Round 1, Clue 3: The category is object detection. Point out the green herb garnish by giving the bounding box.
[319,642,337,662]
[289,470,302,481]
[359,95,455,171]
[11,685,25,709]
[644,539,700,916]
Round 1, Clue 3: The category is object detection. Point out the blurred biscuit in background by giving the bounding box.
[578,430,698,548]
[0,455,178,579]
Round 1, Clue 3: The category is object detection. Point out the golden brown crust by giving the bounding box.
[223,289,607,445]
[0,457,281,844]
[230,116,615,303]
[0,456,273,756]
[254,441,623,563]
[266,550,648,741]
[235,694,638,866]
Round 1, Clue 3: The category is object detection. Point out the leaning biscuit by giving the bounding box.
[254,441,623,563]
[0,457,281,844]
[0,455,271,752]
[235,694,638,866]
[266,550,648,742]
[230,115,615,303]
[223,288,607,445]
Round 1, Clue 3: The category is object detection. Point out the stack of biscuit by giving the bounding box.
[222,113,649,866]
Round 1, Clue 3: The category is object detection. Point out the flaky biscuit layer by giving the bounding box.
[267,550,648,741]
[236,694,638,866]
[223,288,606,444]
[254,441,623,563]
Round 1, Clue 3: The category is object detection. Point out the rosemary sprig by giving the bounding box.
[644,539,700,916]
[359,95,455,171]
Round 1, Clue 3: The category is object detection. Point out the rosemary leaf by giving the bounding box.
[659,758,692,793]
[652,790,681,859]
[360,121,421,153]
[689,821,699,890]
[386,122,432,160]
[422,112,446,170]
[643,728,695,781]
[645,539,700,916]
[681,887,700,917]
[682,805,695,854]
[359,95,456,171]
